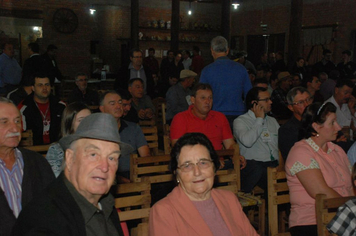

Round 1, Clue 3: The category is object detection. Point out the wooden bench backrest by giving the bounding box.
[267,167,291,236]
[214,145,241,193]
[316,194,355,236]
[23,144,51,157]
[140,126,159,155]
[130,153,173,183]
[20,130,33,147]
[114,181,151,222]
[152,97,165,132]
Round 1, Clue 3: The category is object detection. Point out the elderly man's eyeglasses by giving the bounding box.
[177,159,213,172]
[291,97,313,106]
[257,97,271,102]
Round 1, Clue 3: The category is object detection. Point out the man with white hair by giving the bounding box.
[0,97,54,236]
[12,113,131,235]
[200,36,252,129]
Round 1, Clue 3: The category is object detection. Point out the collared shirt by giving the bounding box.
[128,62,148,93]
[0,53,22,87]
[326,96,356,128]
[0,148,24,217]
[170,105,233,150]
[118,120,147,172]
[64,176,119,236]
[165,82,191,121]
[286,138,354,227]
[131,95,155,115]
[233,110,279,162]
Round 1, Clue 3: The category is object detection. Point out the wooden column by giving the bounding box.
[131,0,139,49]
[287,0,303,70]
[221,0,231,43]
[171,0,180,51]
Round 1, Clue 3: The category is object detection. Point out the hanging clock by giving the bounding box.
[53,8,78,34]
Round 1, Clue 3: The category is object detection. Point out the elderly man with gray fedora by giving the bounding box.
[12,113,133,236]
[165,69,196,124]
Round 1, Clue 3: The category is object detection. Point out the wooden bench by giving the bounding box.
[316,193,355,236]
[114,180,151,236]
[141,126,159,155]
[130,154,172,184]
[267,167,290,236]
[20,130,33,147]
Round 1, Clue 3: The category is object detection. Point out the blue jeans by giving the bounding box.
[240,159,278,193]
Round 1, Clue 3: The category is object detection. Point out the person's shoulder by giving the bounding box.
[19,148,53,170]
[173,109,190,119]
[123,120,140,128]
[236,111,250,121]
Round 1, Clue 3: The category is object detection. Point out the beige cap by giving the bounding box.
[180,69,197,79]
[277,71,292,81]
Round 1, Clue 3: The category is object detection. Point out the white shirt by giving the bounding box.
[182,58,192,70]
[233,110,279,162]
[325,96,356,127]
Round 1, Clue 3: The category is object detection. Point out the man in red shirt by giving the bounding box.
[18,74,65,145]
[170,83,246,168]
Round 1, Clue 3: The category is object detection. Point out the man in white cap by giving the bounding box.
[165,69,196,124]
[13,113,133,236]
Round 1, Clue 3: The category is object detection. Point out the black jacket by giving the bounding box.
[12,173,124,236]
[0,148,55,236]
[19,93,66,145]
[40,53,62,84]
[22,55,43,83]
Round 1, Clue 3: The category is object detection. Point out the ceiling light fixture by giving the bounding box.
[232,0,240,10]
[188,1,192,15]
[89,5,96,15]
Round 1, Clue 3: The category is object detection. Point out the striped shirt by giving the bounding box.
[0,148,24,217]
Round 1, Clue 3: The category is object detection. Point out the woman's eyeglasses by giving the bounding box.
[177,159,213,172]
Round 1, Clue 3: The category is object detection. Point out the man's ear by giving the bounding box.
[288,104,294,112]
[31,86,35,92]
[99,105,104,113]
[65,149,74,172]
[190,96,195,105]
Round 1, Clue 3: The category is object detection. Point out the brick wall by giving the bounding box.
[2,0,356,77]
[231,0,356,64]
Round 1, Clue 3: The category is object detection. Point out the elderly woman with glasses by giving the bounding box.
[285,102,354,236]
[149,132,258,236]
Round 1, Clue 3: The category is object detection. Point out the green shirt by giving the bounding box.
[64,177,119,236]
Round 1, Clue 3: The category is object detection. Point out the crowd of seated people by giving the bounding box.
[2,35,356,236]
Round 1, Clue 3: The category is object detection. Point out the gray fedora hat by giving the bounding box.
[59,113,134,156]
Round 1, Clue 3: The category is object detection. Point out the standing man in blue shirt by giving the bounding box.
[200,36,252,129]
[0,42,22,94]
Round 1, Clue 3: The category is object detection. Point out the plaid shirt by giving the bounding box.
[327,198,356,236]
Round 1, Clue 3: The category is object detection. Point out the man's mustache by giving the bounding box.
[6,132,20,138]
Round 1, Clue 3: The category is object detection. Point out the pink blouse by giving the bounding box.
[285,138,354,227]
